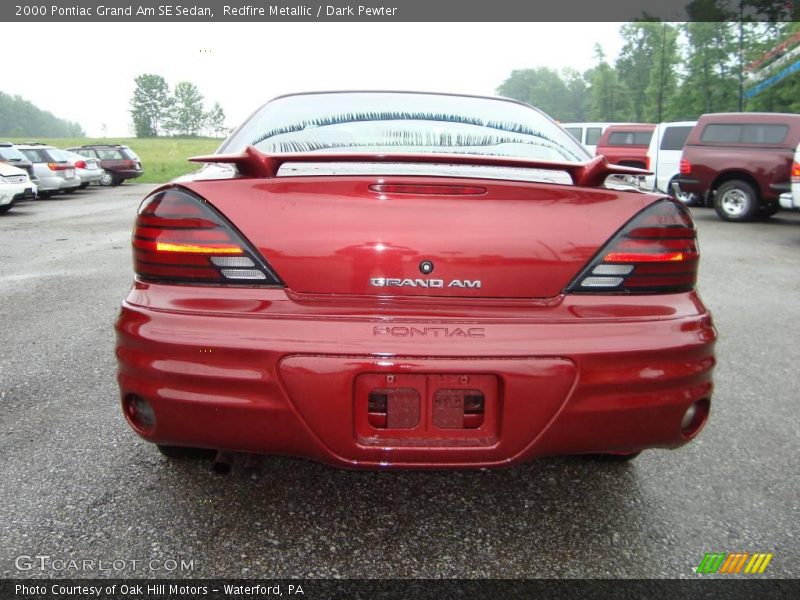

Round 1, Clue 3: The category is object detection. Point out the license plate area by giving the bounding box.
[355,373,499,446]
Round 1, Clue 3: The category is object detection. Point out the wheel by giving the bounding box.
[714,180,760,222]
[586,452,642,462]
[0,205,11,214]
[156,444,215,460]
[37,191,52,199]
[80,182,89,189]
[668,176,698,206]
[99,170,116,186]
[63,188,76,194]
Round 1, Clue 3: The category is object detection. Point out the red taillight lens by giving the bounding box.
[645,155,651,171]
[565,200,698,294]
[133,188,282,285]
[48,162,69,171]
[792,161,800,181]
[680,158,691,175]
[75,160,87,169]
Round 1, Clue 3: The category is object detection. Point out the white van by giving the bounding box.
[645,121,696,203]
[561,122,618,154]
[779,143,800,211]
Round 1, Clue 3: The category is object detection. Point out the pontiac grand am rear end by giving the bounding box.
[115,91,716,469]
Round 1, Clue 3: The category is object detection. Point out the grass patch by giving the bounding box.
[4,137,222,184]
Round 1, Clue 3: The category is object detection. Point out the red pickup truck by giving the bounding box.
[678,112,800,221]
[595,124,655,169]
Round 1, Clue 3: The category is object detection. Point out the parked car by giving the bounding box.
[779,142,800,211]
[67,144,143,186]
[561,122,620,154]
[116,91,716,469]
[678,112,800,221]
[16,143,81,198]
[645,121,697,205]
[595,124,655,169]
[62,150,104,188]
[0,162,37,214]
[0,142,37,183]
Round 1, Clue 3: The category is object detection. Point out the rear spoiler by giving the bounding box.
[188,145,650,187]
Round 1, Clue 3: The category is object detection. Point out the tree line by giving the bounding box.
[497,20,800,123]
[130,74,227,138]
[0,91,85,137]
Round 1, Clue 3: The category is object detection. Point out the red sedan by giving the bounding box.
[116,91,716,469]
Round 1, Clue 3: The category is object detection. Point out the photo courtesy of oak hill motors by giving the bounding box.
[39,4,399,17]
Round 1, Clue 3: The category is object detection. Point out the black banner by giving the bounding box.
[3,579,800,600]
[1,0,799,23]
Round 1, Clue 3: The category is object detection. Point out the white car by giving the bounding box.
[0,162,37,214]
[779,144,800,211]
[63,150,104,187]
[645,121,697,204]
[561,122,620,154]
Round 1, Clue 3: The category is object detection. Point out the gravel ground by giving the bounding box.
[0,186,798,579]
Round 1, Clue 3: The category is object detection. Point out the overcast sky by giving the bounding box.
[5,22,625,137]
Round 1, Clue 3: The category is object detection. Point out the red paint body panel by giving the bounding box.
[115,282,716,469]
[181,177,656,299]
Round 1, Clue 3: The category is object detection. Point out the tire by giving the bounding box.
[99,170,116,186]
[38,191,52,199]
[587,452,642,462]
[63,188,76,194]
[0,205,11,214]
[156,444,215,460]
[80,182,89,189]
[713,180,760,222]
[668,176,699,206]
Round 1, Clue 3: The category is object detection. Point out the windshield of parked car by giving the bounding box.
[222,92,590,163]
[0,146,26,161]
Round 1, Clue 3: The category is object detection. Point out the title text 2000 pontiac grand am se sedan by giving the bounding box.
[115,92,716,469]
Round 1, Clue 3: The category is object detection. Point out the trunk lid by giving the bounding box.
[184,174,656,299]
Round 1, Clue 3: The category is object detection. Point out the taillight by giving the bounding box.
[645,155,650,171]
[565,200,698,294]
[133,187,282,285]
[680,158,691,175]
[75,160,87,169]
[48,162,70,171]
[792,161,800,182]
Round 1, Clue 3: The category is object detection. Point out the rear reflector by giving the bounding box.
[133,187,282,285]
[565,200,698,294]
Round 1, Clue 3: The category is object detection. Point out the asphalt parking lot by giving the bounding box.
[1,185,798,579]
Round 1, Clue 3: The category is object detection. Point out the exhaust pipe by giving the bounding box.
[212,450,235,474]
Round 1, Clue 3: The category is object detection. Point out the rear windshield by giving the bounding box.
[0,146,26,161]
[660,126,693,151]
[564,127,582,142]
[700,123,789,145]
[607,131,653,146]
[121,148,139,160]
[222,92,590,163]
[95,148,125,159]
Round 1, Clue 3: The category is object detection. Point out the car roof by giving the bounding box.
[15,143,56,149]
[697,112,800,123]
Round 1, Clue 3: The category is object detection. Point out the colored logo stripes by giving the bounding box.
[697,552,773,574]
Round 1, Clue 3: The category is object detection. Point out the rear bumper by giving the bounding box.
[115,284,717,469]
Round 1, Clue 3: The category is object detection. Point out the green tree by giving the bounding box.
[497,68,569,118]
[204,102,227,137]
[589,45,630,121]
[129,73,170,137]
[0,91,84,137]
[165,82,205,136]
